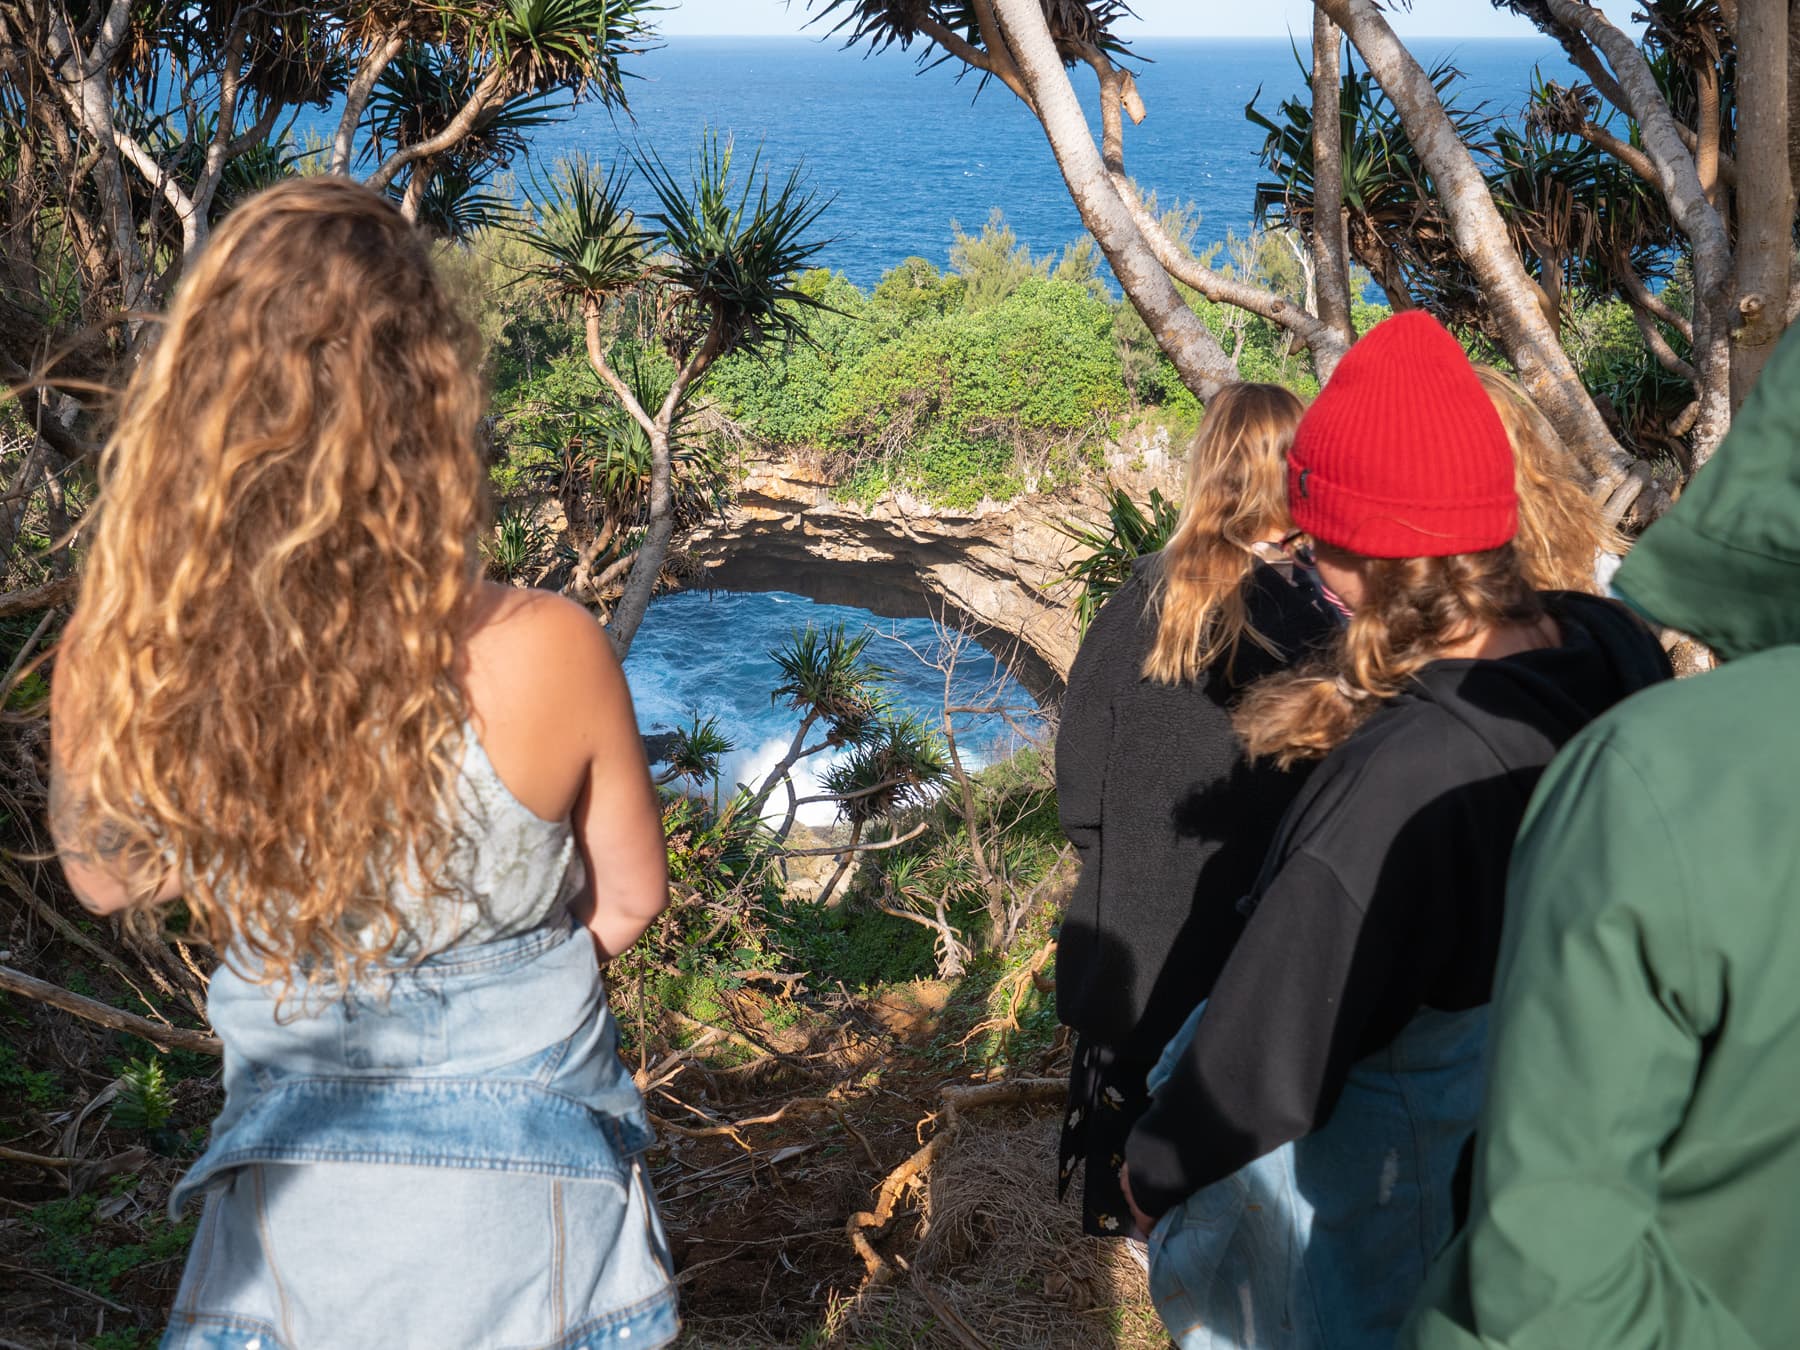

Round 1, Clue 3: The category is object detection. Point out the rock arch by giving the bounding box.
[682,455,1111,700]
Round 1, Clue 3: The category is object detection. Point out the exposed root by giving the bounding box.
[845,1076,1068,1287]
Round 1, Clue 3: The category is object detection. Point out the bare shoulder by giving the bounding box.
[459,585,633,820]
[464,584,619,695]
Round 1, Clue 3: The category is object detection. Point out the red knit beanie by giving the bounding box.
[1288,311,1517,558]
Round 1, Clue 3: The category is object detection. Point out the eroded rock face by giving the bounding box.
[681,455,1115,695]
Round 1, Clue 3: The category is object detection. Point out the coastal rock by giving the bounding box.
[682,453,1121,694]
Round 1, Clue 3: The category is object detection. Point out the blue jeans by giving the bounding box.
[1145,1001,1488,1350]
[163,917,677,1349]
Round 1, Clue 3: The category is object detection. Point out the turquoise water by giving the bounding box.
[621,590,1040,822]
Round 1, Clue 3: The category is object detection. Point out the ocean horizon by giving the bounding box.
[305,35,1584,286]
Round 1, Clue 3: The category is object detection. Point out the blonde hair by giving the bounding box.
[1477,366,1626,594]
[1234,546,1543,768]
[52,178,489,991]
[1143,383,1305,685]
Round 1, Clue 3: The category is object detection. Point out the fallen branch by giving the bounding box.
[0,1144,73,1169]
[0,860,173,1026]
[0,963,220,1054]
[0,575,76,618]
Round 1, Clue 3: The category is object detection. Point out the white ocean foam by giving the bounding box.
[724,735,854,828]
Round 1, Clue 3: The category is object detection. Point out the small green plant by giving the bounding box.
[482,507,548,581]
[0,1043,60,1107]
[112,1056,179,1154]
[1055,482,1183,634]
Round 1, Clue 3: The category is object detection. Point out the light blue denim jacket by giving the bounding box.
[1144,999,1487,1350]
[163,915,678,1350]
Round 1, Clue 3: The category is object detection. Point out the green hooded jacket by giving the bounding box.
[1402,322,1800,1350]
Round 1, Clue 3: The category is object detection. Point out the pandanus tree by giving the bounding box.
[517,138,830,655]
[0,0,658,596]
[745,622,891,839]
[811,0,1796,511]
[814,714,950,906]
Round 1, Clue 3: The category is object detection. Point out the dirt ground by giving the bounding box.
[1,935,1165,1349]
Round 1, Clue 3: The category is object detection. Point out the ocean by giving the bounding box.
[518,34,1579,287]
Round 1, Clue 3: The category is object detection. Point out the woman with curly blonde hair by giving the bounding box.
[51,178,677,1348]
[1120,313,1670,1350]
[1054,382,1335,1240]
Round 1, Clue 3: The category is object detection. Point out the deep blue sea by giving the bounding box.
[508,35,1577,286]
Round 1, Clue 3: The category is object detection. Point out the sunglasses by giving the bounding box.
[1278,530,1317,568]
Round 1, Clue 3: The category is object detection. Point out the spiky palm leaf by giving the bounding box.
[637,131,835,357]
[1054,483,1180,635]
[822,715,950,826]
[770,623,890,743]
[665,712,735,786]
[482,0,660,101]
[519,154,650,300]
[404,162,517,239]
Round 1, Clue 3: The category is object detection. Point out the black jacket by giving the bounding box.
[1054,555,1336,1058]
[1124,591,1673,1218]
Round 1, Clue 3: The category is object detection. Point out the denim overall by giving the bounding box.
[1145,1000,1488,1350]
[160,733,677,1349]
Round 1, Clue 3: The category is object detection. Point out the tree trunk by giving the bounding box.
[1534,0,1735,468]
[1790,0,1800,195]
[1731,0,1794,408]
[1310,10,1357,351]
[817,820,865,908]
[1322,0,1654,510]
[605,425,675,656]
[989,0,1239,400]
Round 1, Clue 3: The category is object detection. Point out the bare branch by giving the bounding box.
[1627,301,1700,384]
[0,963,221,1054]
[1616,260,1693,341]
[1571,119,1660,184]
[332,33,408,176]
[363,60,509,194]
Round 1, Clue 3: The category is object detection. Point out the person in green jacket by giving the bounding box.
[1401,323,1800,1350]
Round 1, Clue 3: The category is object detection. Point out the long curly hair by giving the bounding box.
[1477,366,1626,594]
[52,178,489,990]
[1234,546,1544,768]
[1143,383,1304,685]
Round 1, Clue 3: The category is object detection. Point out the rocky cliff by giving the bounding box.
[681,456,1112,696]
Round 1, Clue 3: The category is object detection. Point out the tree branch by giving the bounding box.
[1571,119,1660,183]
[1615,259,1693,341]
[0,963,221,1054]
[774,820,930,858]
[332,33,407,176]
[363,59,509,194]
[1626,300,1700,384]
[989,0,1237,399]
